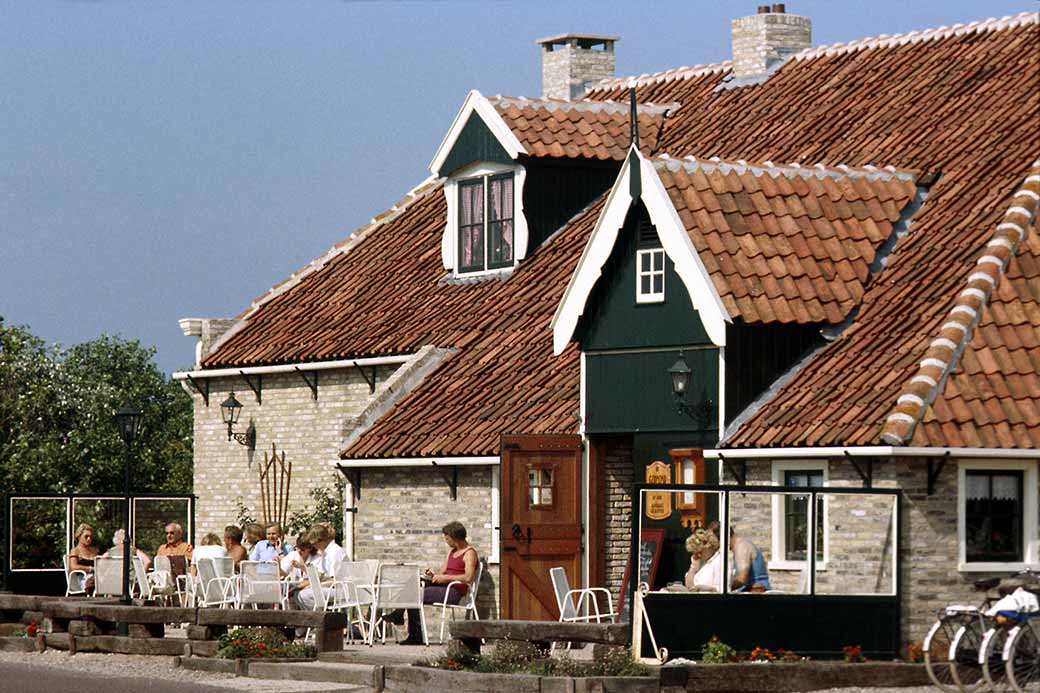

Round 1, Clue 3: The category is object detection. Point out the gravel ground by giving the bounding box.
[0,650,358,691]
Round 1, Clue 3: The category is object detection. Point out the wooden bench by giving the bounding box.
[449,619,629,655]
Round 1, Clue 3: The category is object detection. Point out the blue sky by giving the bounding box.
[1,0,1032,373]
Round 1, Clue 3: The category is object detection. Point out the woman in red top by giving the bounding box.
[401,521,479,645]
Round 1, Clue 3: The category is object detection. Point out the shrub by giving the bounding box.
[776,648,806,662]
[749,646,776,662]
[422,641,647,677]
[702,636,737,664]
[842,644,866,663]
[475,640,543,673]
[594,647,650,676]
[216,627,316,660]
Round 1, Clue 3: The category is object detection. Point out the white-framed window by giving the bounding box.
[441,162,528,278]
[636,248,665,303]
[770,460,828,571]
[958,459,1038,572]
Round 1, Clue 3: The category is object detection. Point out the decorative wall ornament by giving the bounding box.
[258,443,292,527]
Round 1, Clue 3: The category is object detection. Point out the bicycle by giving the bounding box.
[966,569,1040,693]
[924,577,1001,692]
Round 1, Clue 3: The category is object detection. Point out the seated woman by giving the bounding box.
[107,529,152,572]
[684,528,723,592]
[285,534,326,610]
[69,523,99,593]
[400,521,479,645]
[194,532,229,561]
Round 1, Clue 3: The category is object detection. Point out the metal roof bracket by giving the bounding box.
[844,451,873,488]
[295,367,318,400]
[240,371,262,405]
[927,452,950,496]
[185,374,209,406]
[353,361,377,394]
[431,460,459,501]
[719,454,746,486]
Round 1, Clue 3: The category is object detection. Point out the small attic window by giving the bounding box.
[459,173,514,273]
[441,161,529,277]
[636,249,665,303]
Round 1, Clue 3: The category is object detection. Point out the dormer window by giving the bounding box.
[459,173,514,273]
[441,162,528,277]
[636,248,665,303]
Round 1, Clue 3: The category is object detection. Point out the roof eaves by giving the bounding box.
[880,161,1040,445]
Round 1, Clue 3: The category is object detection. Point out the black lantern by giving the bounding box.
[114,403,143,445]
[668,353,692,398]
[220,391,255,449]
[668,351,713,426]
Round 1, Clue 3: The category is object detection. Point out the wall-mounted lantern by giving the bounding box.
[220,391,256,451]
[668,351,714,427]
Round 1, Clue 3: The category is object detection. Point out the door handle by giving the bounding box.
[526,527,532,544]
[511,524,523,542]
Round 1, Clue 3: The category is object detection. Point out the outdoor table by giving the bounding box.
[366,580,406,645]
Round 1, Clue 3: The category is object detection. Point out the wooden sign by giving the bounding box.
[644,460,672,520]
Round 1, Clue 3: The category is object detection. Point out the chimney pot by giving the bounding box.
[772,3,786,12]
[757,5,770,13]
[536,33,619,100]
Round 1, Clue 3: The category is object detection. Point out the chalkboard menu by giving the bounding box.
[618,528,665,622]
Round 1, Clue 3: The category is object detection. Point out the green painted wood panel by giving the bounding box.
[578,205,711,351]
[522,160,618,250]
[437,113,512,177]
[585,347,718,434]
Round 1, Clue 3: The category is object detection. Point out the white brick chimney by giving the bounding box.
[731,4,811,81]
[536,33,618,100]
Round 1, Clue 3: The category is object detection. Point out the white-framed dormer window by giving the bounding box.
[958,459,1038,572]
[442,162,528,277]
[636,248,665,303]
[770,460,828,571]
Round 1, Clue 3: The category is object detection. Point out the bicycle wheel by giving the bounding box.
[980,623,1011,691]
[952,619,988,692]
[926,614,966,692]
[1006,622,1040,693]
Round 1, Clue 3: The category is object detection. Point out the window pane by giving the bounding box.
[641,276,651,294]
[652,275,663,294]
[653,251,663,271]
[489,220,513,266]
[490,176,512,222]
[640,253,651,272]
[966,471,1023,562]
[10,498,67,570]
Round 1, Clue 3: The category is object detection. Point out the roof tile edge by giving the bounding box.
[651,154,917,183]
[879,160,1040,446]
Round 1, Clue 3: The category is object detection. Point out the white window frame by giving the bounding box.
[635,248,665,303]
[770,460,829,571]
[957,459,1038,572]
[442,161,528,278]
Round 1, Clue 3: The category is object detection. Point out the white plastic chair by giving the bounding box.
[330,560,377,643]
[63,555,90,597]
[439,557,484,643]
[196,557,236,608]
[371,563,426,646]
[133,556,161,603]
[93,556,124,597]
[238,560,285,609]
[303,562,333,611]
[550,566,614,624]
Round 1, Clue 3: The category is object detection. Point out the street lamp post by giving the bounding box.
[114,403,142,606]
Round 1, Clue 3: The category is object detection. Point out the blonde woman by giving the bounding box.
[684,528,723,592]
[69,523,99,592]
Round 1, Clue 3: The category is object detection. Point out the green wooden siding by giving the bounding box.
[437,113,512,177]
[522,160,618,250]
[585,347,718,434]
[578,205,711,351]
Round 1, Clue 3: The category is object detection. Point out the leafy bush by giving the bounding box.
[216,627,316,660]
[701,635,737,663]
[286,478,344,539]
[423,641,648,677]
[842,644,866,663]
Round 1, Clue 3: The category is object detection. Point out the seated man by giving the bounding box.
[250,522,292,562]
[729,526,770,592]
[286,534,329,612]
[223,525,248,571]
[157,523,194,561]
[310,523,345,578]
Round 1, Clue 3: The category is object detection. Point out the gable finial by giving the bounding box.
[629,86,639,149]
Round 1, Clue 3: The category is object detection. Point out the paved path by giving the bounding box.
[0,661,235,693]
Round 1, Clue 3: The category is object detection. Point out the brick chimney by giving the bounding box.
[731,4,811,81]
[536,33,618,100]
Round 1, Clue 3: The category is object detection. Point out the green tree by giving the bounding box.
[0,317,192,496]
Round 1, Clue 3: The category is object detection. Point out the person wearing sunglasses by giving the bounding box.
[157,523,194,561]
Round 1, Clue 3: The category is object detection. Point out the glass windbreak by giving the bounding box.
[133,497,191,555]
[813,492,897,596]
[634,486,899,597]
[10,498,68,570]
[72,497,126,555]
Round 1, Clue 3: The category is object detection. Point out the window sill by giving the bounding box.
[635,295,664,305]
[958,561,1040,573]
[768,560,828,572]
[448,266,516,282]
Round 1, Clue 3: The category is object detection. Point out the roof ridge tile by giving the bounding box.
[880,160,1040,445]
[650,154,916,184]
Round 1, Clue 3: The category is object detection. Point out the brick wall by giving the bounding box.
[603,440,633,597]
[542,42,615,100]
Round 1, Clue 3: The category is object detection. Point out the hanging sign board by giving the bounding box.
[644,461,672,520]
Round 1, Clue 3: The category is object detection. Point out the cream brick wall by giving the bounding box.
[731,12,811,80]
[542,42,615,100]
[191,366,394,541]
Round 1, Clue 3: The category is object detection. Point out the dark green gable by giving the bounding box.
[437,113,512,177]
[578,204,718,435]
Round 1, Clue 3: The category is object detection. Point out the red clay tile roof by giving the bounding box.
[890,163,1040,447]
[489,96,672,162]
[590,11,1039,449]
[203,10,1039,455]
[653,156,919,324]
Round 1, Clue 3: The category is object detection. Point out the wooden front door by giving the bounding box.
[500,434,583,620]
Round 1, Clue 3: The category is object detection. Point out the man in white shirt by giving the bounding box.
[311,523,345,578]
